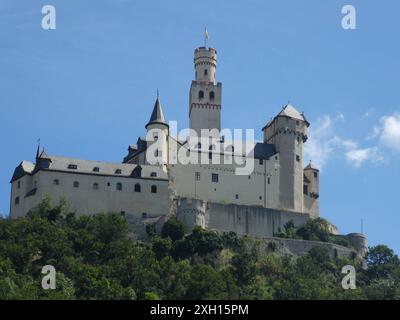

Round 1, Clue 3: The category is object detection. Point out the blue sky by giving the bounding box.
[0,0,399,253]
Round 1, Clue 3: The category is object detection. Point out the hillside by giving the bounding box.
[0,197,399,300]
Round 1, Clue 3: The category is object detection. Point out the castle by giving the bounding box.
[10,44,335,245]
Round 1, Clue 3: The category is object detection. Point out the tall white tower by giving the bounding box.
[189,47,222,138]
[263,104,309,213]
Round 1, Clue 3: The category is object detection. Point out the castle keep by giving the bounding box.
[10,44,324,239]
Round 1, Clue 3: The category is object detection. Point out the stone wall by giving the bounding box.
[177,198,310,237]
[256,236,360,259]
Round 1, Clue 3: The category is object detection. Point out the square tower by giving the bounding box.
[189,47,222,138]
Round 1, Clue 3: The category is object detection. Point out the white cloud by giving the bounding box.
[305,114,385,170]
[345,147,383,168]
[379,113,400,151]
[304,115,356,170]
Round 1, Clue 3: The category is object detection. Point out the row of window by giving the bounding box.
[198,91,215,101]
[66,164,158,177]
[14,183,158,206]
[195,172,271,185]
[54,179,158,193]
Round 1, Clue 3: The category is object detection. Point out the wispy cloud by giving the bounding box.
[379,113,400,152]
[305,113,386,170]
[304,114,356,170]
[345,147,383,168]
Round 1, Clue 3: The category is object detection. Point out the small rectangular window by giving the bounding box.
[303,185,308,195]
[68,164,78,170]
[314,172,318,178]
[296,155,300,162]
[15,196,20,205]
[150,172,157,177]
[17,181,21,189]
[267,177,271,184]
[115,169,122,174]
[259,159,263,165]
[212,173,219,183]
[195,172,200,181]
[235,194,239,199]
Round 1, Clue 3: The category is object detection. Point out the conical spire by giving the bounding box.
[145,95,168,129]
[36,139,40,159]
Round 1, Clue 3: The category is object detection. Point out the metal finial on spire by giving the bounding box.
[204,27,209,47]
[157,88,159,99]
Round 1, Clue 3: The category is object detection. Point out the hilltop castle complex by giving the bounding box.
[9,43,366,256]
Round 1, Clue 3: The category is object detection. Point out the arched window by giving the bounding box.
[134,183,141,192]
[151,185,157,193]
[93,182,99,190]
[199,91,204,100]
[209,91,215,100]
[116,182,122,191]
[73,181,79,188]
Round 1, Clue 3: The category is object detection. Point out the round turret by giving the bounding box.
[194,47,217,83]
[346,233,367,257]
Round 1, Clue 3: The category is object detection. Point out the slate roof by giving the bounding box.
[146,97,168,128]
[12,155,168,182]
[263,103,310,130]
[252,143,277,159]
[278,103,307,122]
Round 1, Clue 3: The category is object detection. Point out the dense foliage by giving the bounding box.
[0,198,399,300]
[275,218,350,247]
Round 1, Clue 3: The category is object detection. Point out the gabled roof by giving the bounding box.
[146,97,168,128]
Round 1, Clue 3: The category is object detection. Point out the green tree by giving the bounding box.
[161,218,186,241]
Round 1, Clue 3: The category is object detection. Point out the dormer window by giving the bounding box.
[115,169,122,174]
[68,164,78,170]
[93,167,100,172]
